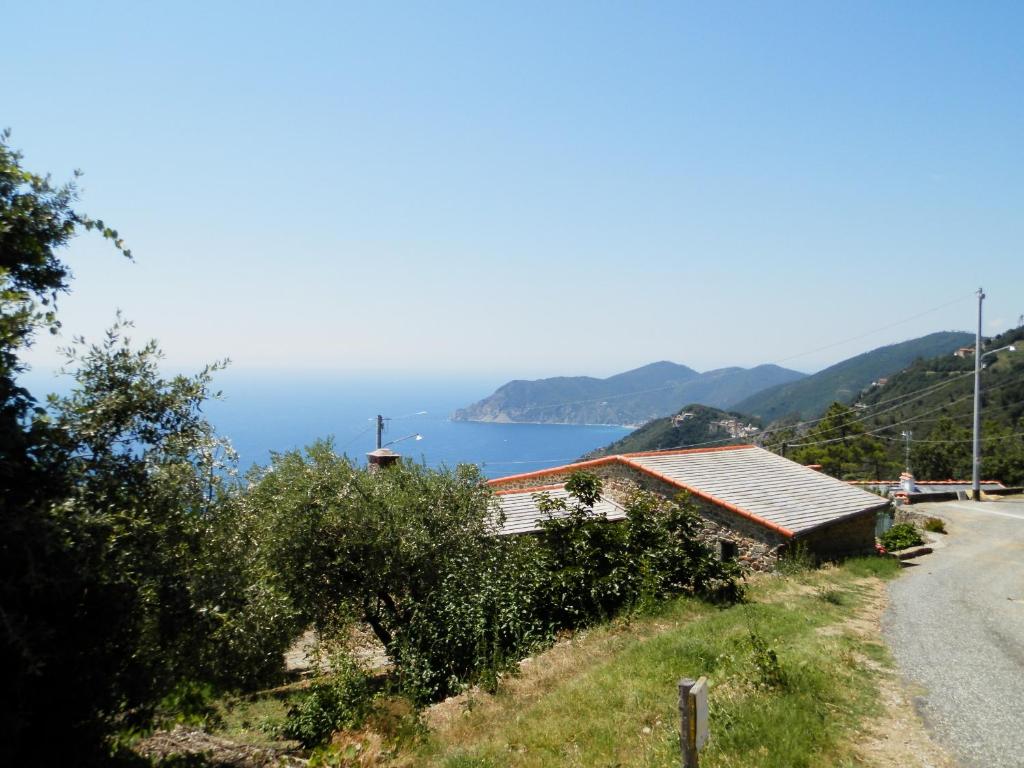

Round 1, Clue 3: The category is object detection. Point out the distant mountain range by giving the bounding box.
[732,331,974,423]
[452,361,804,427]
[455,331,976,432]
[583,404,761,458]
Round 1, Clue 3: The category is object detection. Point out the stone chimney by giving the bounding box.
[367,447,400,471]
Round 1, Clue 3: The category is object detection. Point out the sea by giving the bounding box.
[22,370,632,479]
[204,374,631,478]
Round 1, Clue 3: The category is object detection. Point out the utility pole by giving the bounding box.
[375,414,387,450]
[972,288,984,497]
[902,430,912,474]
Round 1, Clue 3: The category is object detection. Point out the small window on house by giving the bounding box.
[719,539,739,563]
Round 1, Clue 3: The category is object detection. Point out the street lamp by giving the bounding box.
[383,432,423,449]
[971,286,1017,496]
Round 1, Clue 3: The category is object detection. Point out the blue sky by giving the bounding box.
[4,1,1022,379]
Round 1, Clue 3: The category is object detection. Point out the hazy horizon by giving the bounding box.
[20,323,981,386]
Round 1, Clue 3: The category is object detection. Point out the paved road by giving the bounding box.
[883,499,1024,768]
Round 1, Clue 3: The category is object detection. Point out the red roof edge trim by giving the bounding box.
[486,455,621,486]
[486,445,756,487]
[617,456,796,538]
[492,483,566,496]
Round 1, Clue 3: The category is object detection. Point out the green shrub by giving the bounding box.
[880,523,924,551]
[748,630,786,689]
[535,477,744,633]
[923,516,947,534]
[155,681,221,730]
[277,660,371,748]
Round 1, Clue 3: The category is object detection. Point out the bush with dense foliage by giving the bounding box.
[534,472,742,628]
[276,659,372,748]
[880,523,924,551]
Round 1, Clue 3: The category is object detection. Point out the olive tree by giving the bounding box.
[243,446,547,700]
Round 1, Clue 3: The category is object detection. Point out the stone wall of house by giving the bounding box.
[789,509,878,561]
[490,463,788,571]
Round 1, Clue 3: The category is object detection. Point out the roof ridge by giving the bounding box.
[486,455,620,486]
[486,445,757,487]
[492,483,566,496]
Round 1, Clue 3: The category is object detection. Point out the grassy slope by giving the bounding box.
[183,559,922,768]
[401,558,902,768]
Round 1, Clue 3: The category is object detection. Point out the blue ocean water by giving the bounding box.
[18,370,632,479]
[202,373,632,478]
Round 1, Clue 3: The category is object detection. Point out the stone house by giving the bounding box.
[488,445,889,571]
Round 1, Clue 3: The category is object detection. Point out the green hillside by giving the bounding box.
[734,331,974,423]
[583,404,761,458]
[854,326,1024,482]
[453,362,803,426]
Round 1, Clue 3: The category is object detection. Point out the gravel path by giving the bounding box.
[882,499,1024,768]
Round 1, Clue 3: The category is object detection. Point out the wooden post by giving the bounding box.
[679,676,708,768]
[678,678,698,768]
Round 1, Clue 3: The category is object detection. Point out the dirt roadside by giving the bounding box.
[849,576,956,768]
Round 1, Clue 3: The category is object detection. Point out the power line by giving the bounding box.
[770,375,1024,451]
[337,423,376,453]
[580,373,979,455]
[766,371,1023,449]
[769,292,976,365]
[707,375,970,451]
[770,394,974,450]
[867,399,1023,430]
[877,430,1024,445]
